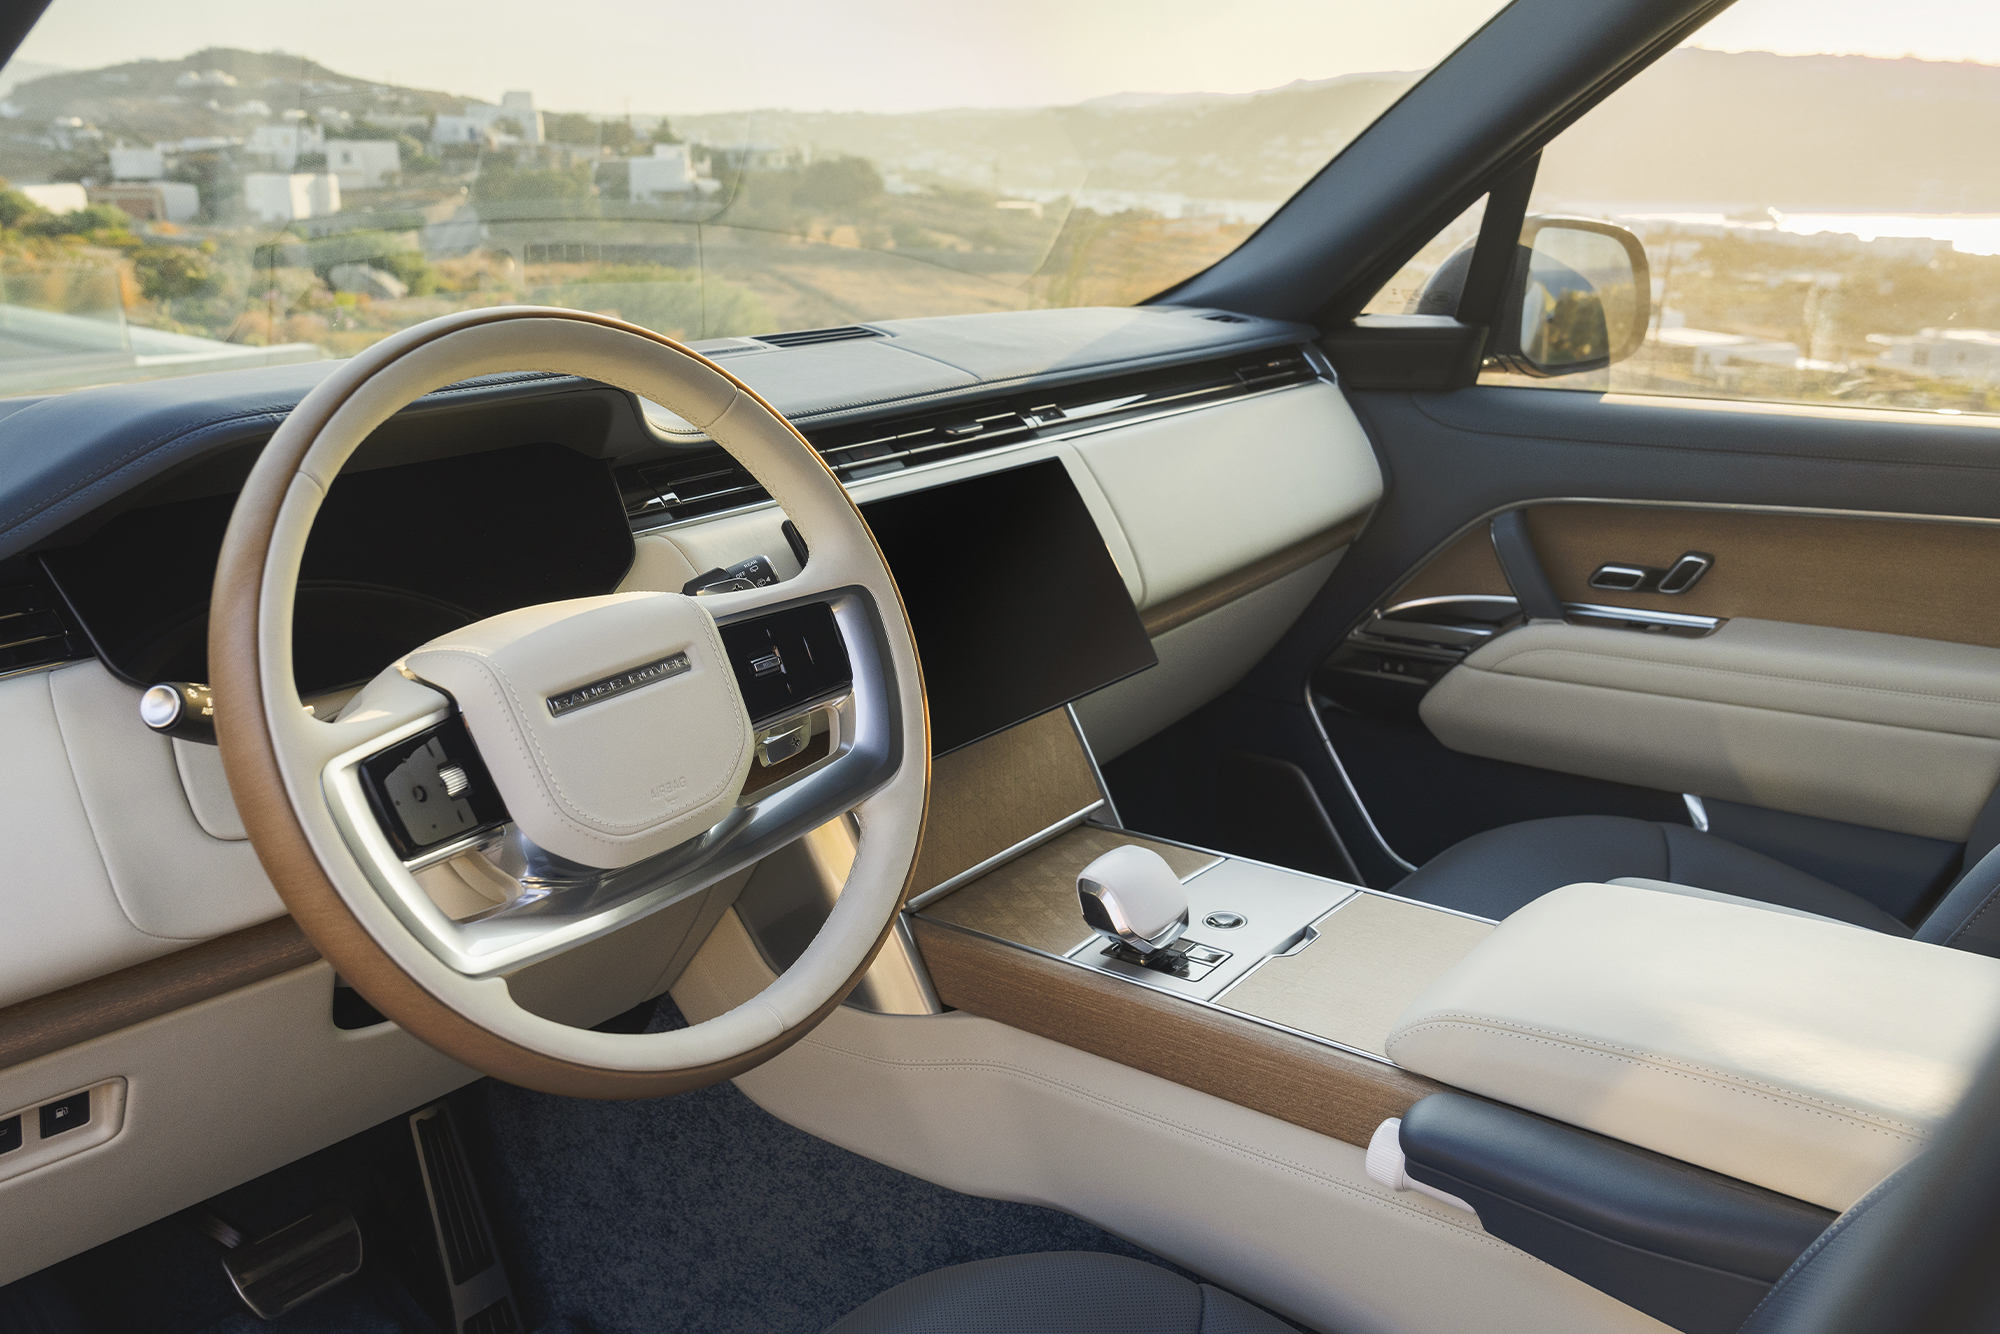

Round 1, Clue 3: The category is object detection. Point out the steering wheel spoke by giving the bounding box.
[320,585,904,979]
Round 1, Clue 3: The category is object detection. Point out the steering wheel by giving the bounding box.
[208,307,929,1098]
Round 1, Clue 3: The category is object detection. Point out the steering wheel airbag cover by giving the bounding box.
[404,591,753,869]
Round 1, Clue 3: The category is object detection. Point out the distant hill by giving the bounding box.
[6,44,1998,215]
[4,47,468,145]
[1538,47,2000,212]
[672,72,1420,201]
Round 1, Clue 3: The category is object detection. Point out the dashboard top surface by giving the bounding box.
[0,304,1312,565]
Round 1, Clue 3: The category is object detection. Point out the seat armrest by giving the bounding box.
[1384,882,2000,1210]
[1399,1092,1835,1334]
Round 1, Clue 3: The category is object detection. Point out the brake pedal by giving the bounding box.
[194,1203,363,1320]
[409,1102,520,1334]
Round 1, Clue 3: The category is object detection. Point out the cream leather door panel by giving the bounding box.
[1419,618,2000,841]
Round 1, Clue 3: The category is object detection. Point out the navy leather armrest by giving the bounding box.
[1399,1093,1836,1334]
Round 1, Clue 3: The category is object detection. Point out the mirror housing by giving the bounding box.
[1490,215,1650,377]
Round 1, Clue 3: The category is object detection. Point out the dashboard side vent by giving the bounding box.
[0,566,90,677]
[753,326,883,349]
[621,449,769,522]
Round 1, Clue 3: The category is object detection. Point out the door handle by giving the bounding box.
[1588,551,1712,595]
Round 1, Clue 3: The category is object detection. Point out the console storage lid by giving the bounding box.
[1383,881,2000,1210]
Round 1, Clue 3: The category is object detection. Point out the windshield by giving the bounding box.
[0,0,1508,397]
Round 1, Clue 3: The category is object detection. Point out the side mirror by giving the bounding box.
[1490,216,1650,377]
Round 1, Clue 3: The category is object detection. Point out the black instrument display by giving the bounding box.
[860,458,1156,755]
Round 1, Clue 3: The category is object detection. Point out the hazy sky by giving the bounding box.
[9,0,2000,117]
[4,0,1506,114]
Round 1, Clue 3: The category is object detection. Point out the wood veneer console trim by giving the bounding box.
[1387,502,2000,651]
[1142,517,1363,638]
[0,917,321,1074]
[911,917,1441,1148]
[907,708,1106,900]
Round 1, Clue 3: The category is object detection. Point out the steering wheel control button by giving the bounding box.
[357,718,507,858]
[721,603,852,723]
[384,738,478,847]
[0,1115,19,1156]
[1204,911,1248,930]
[756,717,814,767]
[39,1090,90,1139]
[139,680,217,744]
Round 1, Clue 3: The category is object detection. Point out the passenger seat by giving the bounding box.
[1392,802,2000,958]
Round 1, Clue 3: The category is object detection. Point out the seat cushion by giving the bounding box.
[1391,815,1912,934]
[823,1252,1297,1333]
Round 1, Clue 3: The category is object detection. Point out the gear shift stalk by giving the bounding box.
[1077,845,1190,958]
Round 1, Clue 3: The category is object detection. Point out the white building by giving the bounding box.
[1872,329,2000,384]
[1653,326,1803,378]
[431,91,543,148]
[243,172,341,223]
[324,139,401,190]
[15,182,88,214]
[108,146,166,180]
[246,123,325,171]
[627,143,709,200]
[88,180,200,222]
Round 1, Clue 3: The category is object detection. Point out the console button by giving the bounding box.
[39,1090,89,1138]
[0,1115,19,1154]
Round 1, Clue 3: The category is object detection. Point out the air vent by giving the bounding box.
[621,449,769,522]
[1234,352,1313,388]
[753,325,883,349]
[1202,313,1250,323]
[0,566,90,677]
[818,409,1036,482]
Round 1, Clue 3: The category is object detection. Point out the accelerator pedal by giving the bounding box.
[194,1203,363,1319]
[409,1102,520,1334]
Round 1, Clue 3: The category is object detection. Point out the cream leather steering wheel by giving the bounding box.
[210,308,929,1097]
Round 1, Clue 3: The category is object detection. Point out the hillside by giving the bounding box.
[4,47,468,146]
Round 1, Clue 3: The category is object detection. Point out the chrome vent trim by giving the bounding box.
[0,564,91,679]
[617,346,1322,524]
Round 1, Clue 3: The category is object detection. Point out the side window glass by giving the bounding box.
[1478,2,2000,417]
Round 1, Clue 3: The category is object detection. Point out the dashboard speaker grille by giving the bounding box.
[752,325,883,348]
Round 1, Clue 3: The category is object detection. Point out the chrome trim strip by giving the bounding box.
[632,377,1328,539]
[1562,601,1721,630]
[902,799,1105,911]
[0,654,90,685]
[1065,702,1123,830]
[1302,684,1421,874]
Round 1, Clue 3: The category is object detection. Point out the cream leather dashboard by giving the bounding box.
[1386,881,2000,1211]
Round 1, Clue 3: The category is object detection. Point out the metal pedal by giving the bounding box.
[195,1203,363,1320]
[409,1102,520,1334]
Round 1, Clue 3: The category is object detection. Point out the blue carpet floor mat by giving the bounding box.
[463,1001,1185,1334]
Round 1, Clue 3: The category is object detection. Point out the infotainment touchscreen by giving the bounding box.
[860,458,1157,755]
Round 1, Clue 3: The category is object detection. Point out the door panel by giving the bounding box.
[1109,386,2000,910]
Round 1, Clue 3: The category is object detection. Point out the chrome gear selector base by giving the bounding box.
[1077,844,1191,957]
